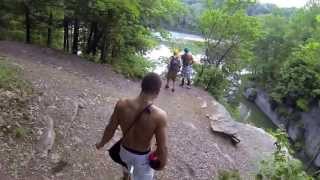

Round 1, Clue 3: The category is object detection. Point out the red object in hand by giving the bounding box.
[149,152,161,170]
[149,152,158,160]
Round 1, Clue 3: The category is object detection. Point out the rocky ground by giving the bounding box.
[0,41,275,180]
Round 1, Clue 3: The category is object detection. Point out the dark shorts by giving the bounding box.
[166,71,178,81]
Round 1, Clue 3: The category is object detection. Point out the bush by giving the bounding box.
[14,127,28,138]
[257,130,313,180]
[194,65,229,99]
[114,54,155,79]
[271,42,320,112]
[218,170,241,180]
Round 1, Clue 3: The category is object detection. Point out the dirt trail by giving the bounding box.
[0,41,275,180]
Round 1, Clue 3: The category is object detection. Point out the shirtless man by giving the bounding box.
[180,48,194,89]
[96,73,168,180]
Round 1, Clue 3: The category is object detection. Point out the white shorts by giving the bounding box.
[120,145,154,180]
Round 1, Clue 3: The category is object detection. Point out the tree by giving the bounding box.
[257,130,314,180]
[196,0,261,97]
[0,0,185,77]
[248,0,320,113]
[271,42,320,111]
[250,15,292,85]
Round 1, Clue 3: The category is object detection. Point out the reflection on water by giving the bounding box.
[238,96,277,131]
[152,31,205,42]
[170,31,205,42]
[145,45,171,75]
[144,45,203,75]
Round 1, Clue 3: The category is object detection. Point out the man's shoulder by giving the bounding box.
[151,105,167,124]
[116,98,132,110]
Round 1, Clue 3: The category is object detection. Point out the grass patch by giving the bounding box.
[14,127,29,138]
[0,57,33,140]
[0,57,32,94]
[221,100,241,120]
[218,170,241,180]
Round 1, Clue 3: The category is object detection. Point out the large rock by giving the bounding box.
[315,153,320,167]
[287,120,304,142]
[252,88,320,168]
[254,90,283,127]
[244,88,257,102]
[301,107,320,163]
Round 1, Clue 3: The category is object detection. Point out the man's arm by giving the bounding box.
[167,56,173,70]
[154,112,168,170]
[190,55,194,65]
[96,101,121,149]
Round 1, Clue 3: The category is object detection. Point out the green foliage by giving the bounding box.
[0,0,183,75]
[218,170,241,180]
[257,130,313,180]
[114,54,155,79]
[199,0,261,69]
[249,3,320,115]
[164,39,205,55]
[222,100,241,120]
[14,127,28,139]
[250,15,292,84]
[194,65,228,99]
[271,42,320,111]
[196,0,261,120]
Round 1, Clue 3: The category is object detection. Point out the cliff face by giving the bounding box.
[244,88,320,167]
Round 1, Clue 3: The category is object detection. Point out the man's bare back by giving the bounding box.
[96,73,168,179]
[118,98,167,153]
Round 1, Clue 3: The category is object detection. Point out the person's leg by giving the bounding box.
[186,68,192,89]
[186,78,191,89]
[165,78,169,89]
[122,169,130,180]
[172,80,175,92]
[120,146,133,180]
[180,78,185,86]
[133,157,154,180]
[187,78,191,86]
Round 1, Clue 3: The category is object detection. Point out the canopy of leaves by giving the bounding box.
[0,0,184,78]
[249,1,320,112]
[199,0,261,71]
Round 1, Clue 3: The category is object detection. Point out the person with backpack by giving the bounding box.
[165,50,181,92]
[96,73,168,180]
[180,48,194,89]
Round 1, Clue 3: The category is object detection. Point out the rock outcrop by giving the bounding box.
[244,88,320,167]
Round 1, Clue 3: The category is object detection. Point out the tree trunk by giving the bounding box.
[86,22,96,54]
[72,19,80,55]
[90,25,104,56]
[100,35,107,63]
[25,5,31,44]
[47,11,53,47]
[63,17,69,51]
[216,44,235,68]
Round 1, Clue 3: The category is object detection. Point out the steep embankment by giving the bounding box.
[0,41,275,180]
[245,88,320,168]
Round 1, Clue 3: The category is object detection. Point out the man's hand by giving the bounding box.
[96,101,121,151]
[95,142,104,150]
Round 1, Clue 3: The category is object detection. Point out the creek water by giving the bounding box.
[146,31,277,131]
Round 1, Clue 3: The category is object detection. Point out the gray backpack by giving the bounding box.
[169,56,181,72]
